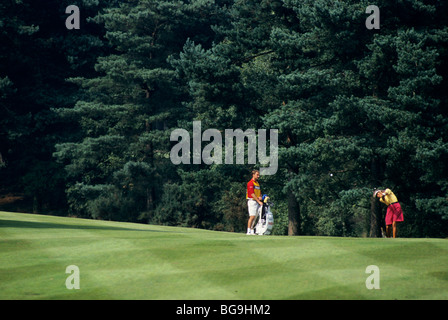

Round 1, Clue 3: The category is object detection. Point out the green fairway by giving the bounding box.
[1,211,447,300]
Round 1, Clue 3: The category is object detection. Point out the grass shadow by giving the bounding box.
[0,218,167,233]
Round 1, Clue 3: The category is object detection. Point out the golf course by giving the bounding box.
[1,211,447,300]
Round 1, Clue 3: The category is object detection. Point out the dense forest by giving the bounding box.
[1,0,447,237]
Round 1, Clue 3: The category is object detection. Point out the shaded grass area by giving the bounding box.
[1,211,447,300]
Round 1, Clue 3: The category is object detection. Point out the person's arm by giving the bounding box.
[378,190,386,204]
[251,192,263,205]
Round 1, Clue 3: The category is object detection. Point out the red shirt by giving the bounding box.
[246,179,261,199]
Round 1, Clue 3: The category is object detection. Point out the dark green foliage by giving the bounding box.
[1,0,447,237]
[53,0,231,222]
[0,0,117,213]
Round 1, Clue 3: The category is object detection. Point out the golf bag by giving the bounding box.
[254,195,274,235]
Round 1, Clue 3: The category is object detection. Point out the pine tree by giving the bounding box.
[263,0,448,236]
[176,0,448,236]
[169,0,290,230]
[0,0,110,212]
[54,0,228,221]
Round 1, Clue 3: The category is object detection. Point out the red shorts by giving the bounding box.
[385,202,404,225]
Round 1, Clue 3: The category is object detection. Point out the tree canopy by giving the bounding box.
[1,0,447,237]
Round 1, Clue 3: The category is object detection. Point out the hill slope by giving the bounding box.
[1,211,447,299]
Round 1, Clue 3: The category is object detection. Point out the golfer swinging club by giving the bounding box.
[374,188,404,238]
[246,170,263,235]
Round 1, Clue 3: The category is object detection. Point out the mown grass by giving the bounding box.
[1,211,447,300]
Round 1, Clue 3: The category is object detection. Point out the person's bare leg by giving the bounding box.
[386,225,391,238]
[393,221,397,238]
[247,216,255,232]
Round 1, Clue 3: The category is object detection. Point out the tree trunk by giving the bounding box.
[369,156,383,237]
[33,194,42,214]
[369,196,382,237]
[288,191,300,236]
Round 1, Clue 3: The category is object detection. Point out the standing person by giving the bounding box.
[374,188,404,238]
[246,170,263,235]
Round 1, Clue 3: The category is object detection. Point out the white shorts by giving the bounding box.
[247,199,260,217]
